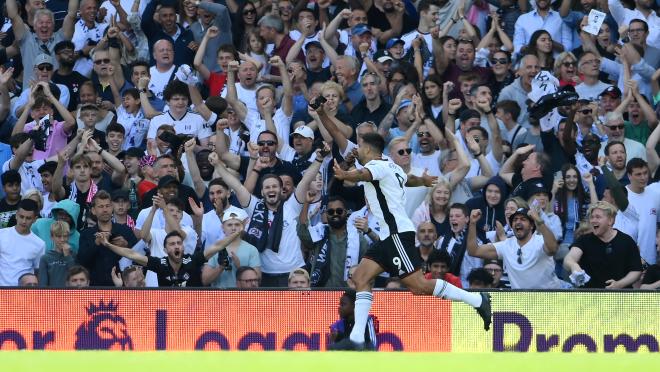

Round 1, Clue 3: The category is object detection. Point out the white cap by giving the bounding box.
[290,125,314,139]
[221,206,249,224]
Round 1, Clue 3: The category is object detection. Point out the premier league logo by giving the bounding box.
[75,300,134,350]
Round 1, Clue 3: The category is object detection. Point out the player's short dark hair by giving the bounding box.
[260,173,283,189]
[630,18,649,32]
[130,60,150,74]
[38,161,58,175]
[106,122,126,136]
[467,126,489,140]
[427,249,452,266]
[218,43,239,59]
[467,268,494,286]
[626,157,648,175]
[417,0,436,13]
[604,140,626,156]
[163,80,190,102]
[361,132,385,154]
[449,203,469,217]
[496,100,521,122]
[92,190,112,206]
[164,230,183,246]
[66,265,90,281]
[17,199,39,214]
[165,198,185,211]
[122,88,140,100]
[327,195,347,207]
[257,130,279,143]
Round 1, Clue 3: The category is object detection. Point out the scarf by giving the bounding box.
[307,222,360,287]
[246,199,283,253]
[69,180,98,204]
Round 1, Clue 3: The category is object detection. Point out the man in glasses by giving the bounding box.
[6,0,77,90]
[298,195,368,288]
[575,51,611,101]
[330,132,491,351]
[564,200,642,288]
[598,112,646,162]
[13,54,70,119]
[467,206,562,289]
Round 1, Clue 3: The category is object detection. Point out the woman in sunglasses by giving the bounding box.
[231,2,258,52]
[554,52,580,87]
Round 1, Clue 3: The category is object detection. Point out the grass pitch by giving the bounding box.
[1,352,658,371]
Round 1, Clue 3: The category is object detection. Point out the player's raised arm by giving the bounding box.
[332,159,373,183]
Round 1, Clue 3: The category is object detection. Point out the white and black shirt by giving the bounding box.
[147,110,213,140]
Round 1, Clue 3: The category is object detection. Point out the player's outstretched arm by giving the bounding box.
[406,169,437,187]
[466,209,498,260]
[332,159,373,182]
[100,234,148,266]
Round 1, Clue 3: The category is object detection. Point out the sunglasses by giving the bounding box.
[490,58,509,65]
[243,8,256,15]
[94,58,111,65]
[607,124,625,130]
[417,131,431,138]
[36,64,53,71]
[397,148,412,156]
[578,109,592,115]
[326,208,345,216]
[257,140,277,146]
[562,61,577,67]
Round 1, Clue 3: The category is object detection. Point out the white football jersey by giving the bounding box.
[363,160,415,240]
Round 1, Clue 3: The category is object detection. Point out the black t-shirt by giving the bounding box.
[349,99,392,129]
[510,175,552,200]
[572,231,643,288]
[366,6,416,46]
[306,67,332,86]
[0,199,19,228]
[141,184,200,215]
[146,252,207,287]
[78,223,139,286]
[52,71,89,111]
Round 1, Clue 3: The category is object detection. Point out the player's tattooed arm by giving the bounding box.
[406,169,437,187]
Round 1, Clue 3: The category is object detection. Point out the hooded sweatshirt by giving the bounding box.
[31,200,81,254]
[466,176,509,233]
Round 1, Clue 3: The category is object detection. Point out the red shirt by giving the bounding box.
[424,272,463,288]
[207,72,227,97]
[270,35,304,76]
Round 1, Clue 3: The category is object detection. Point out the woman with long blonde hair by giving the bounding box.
[412,179,453,236]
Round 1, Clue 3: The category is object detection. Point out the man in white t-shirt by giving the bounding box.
[0,200,45,286]
[467,206,562,289]
[201,179,232,249]
[213,144,326,287]
[3,133,50,195]
[148,40,177,100]
[221,60,260,115]
[625,158,660,264]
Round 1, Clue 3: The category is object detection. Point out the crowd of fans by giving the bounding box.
[1,0,660,290]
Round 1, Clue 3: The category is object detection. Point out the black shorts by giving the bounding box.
[364,231,422,278]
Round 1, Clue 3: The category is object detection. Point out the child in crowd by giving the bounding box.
[38,221,75,287]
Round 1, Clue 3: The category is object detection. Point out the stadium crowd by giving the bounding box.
[1,0,660,291]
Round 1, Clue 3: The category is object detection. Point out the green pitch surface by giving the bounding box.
[2,352,658,371]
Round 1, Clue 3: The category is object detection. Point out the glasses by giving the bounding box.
[417,131,431,138]
[326,208,345,216]
[578,109,592,115]
[397,148,412,156]
[257,140,277,146]
[36,64,53,71]
[94,58,111,65]
[517,247,523,264]
[243,8,256,15]
[628,28,646,34]
[490,58,509,65]
[607,124,625,130]
[562,61,577,67]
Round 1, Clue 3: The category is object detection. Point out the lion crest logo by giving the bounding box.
[75,300,134,350]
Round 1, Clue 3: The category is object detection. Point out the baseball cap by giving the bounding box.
[291,125,314,139]
[351,23,372,36]
[508,207,534,227]
[525,182,551,201]
[34,54,54,67]
[158,175,180,189]
[305,40,323,51]
[221,206,249,223]
[599,86,621,99]
[385,38,404,49]
[124,147,144,159]
[396,99,413,114]
[373,49,394,63]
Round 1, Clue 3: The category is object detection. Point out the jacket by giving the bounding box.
[31,199,81,254]
[465,176,509,233]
